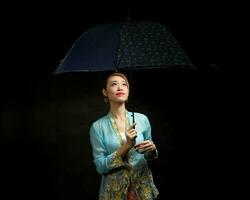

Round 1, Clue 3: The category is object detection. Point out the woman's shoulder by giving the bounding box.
[127,111,149,121]
[127,110,147,117]
[89,114,110,135]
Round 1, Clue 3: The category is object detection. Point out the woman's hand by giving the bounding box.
[118,123,137,157]
[125,123,137,147]
[134,140,156,153]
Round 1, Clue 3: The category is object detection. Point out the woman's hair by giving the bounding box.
[103,72,129,89]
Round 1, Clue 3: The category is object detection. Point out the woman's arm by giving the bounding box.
[89,122,136,174]
[137,115,158,160]
[90,123,125,174]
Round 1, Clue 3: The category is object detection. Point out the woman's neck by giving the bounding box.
[109,103,126,120]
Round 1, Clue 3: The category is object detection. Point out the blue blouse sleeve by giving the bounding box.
[142,115,152,141]
[89,122,125,174]
[142,115,158,160]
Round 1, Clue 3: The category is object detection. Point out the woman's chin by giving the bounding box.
[117,100,126,104]
[111,99,126,104]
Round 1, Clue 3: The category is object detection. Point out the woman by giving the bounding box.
[89,72,159,200]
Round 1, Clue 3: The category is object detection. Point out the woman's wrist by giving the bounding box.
[146,149,158,160]
[118,143,133,157]
[126,140,135,148]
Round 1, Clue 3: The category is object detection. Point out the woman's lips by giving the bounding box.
[116,92,125,96]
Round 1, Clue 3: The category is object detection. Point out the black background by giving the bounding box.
[1,1,243,199]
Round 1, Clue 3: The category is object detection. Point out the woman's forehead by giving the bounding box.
[108,75,126,82]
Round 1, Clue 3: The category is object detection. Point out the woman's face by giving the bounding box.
[103,75,129,104]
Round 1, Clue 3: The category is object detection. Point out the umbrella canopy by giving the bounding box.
[54,21,195,74]
[53,21,195,122]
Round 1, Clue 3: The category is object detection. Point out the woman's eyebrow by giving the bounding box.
[110,80,126,83]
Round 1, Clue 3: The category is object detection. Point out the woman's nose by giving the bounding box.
[117,84,123,90]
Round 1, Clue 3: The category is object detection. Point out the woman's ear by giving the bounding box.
[102,88,107,97]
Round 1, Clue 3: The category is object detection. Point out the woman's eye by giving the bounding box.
[111,83,117,86]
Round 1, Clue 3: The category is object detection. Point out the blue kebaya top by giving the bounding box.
[89,111,159,199]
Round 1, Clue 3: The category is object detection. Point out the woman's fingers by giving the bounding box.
[127,123,136,131]
[135,140,156,152]
[125,128,137,140]
[134,141,146,147]
[126,124,137,137]
[142,145,155,152]
[135,140,153,148]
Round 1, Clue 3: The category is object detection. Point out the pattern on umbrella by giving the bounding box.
[118,21,192,69]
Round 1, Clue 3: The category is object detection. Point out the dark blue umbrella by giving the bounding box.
[53,21,195,122]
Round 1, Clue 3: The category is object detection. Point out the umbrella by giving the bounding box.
[53,20,195,122]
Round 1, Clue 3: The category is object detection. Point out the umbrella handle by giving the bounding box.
[129,70,135,124]
[131,111,135,124]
